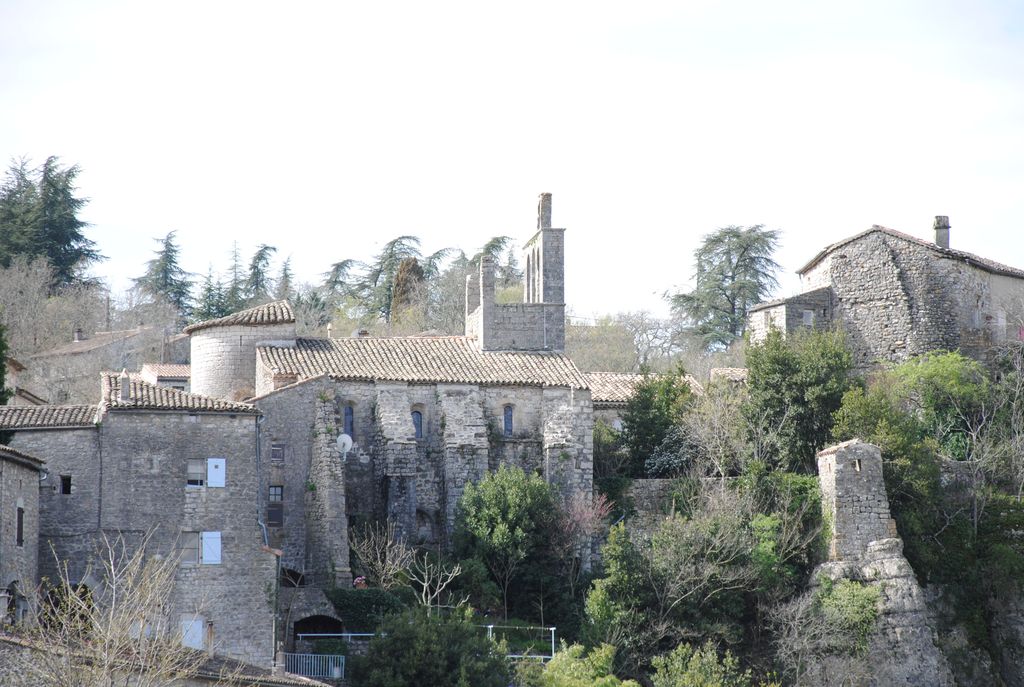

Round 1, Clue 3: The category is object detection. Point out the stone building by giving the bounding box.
[0,445,43,626]
[748,218,1024,368]
[0,375,278,667]
[3,358,47,406]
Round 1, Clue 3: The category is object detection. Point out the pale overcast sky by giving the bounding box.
[2,1,1022,319]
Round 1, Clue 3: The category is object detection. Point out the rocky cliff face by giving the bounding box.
[807,538,954,686]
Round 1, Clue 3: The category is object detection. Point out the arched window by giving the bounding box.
[503,405,513,437]
[343,406,354,437]
[412,410,423,439]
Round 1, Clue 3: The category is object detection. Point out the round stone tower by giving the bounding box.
[185,300,296,401]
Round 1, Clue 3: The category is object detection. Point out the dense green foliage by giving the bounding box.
[745,329,853,471]
[455,465,560,620]
[350,608,510,687]
[816,577,880,653]
[671,224,780,350]
[325,588,412,631]
[621,367,693,477]
[517,643,641,687]
[132,231,193,319]
[0,156,100,289]
[651,641,774,687]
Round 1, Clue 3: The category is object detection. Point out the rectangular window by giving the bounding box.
[186,460,205,487]
[270,443,286,464]
[201,531,222,564]
[60,475,72,494]
[801,309,814,327]
[16,507,24,547]
[206,458,226,488]
[180,532,200,564]
[267,485,284,527]
[181,615,204,649]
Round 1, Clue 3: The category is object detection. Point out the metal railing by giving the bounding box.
[284,652,345,679]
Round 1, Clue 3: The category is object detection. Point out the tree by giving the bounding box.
[407,553,464,614]
[12,532,241,687]
[672,225,780,350]
[455,465,557,620]
[0,156,101,289]
[517,643,641,687]
[275,256,294,301]
[390,257,427,329]
[552,492,613,604]
[651,641,768,687]
[351,608,510,687]
[0,320,10,406]
[349,518,415,591]
[745,329,852,471]
[132,231,193,319]
[224,242,246,313]
[244,244,277,302]
[192,267,230,323]
[620,367,693,476]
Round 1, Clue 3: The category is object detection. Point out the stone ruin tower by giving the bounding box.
[814,439,954,685]
[465,192,566,352]
[186,300,297,401]
[816,439,897,561]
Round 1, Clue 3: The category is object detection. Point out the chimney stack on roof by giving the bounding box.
[537,193,552,230]
[118,369,130,402]
[934,215,950,249]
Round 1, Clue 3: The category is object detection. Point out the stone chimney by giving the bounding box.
[537,192,552,229]
[934,216,950,249]
[118,369,131,402]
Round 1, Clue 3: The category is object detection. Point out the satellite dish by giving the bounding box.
[336,433,353,459]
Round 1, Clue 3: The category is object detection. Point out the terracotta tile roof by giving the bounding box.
[140,363,191,379]
[585,371,704,407]
[0,444,46,469]
[101,373,257,414]
[184,300,295,334]
[798,226,1024,279]
[258,336,589,389]
[0,404,98,429]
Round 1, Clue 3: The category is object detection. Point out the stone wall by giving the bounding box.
[9,427,101,583]
[191,323,296,401]
[305,394,351,588]
[799,231,1021,368]
[98,410,277,667]
[0,453,40,618]
[817,440,896,561]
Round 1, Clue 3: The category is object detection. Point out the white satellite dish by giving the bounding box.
[336,433,353,459]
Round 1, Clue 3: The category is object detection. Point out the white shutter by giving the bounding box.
[201,531,221,564]
[207,458,225,488]
[181,616,204,649]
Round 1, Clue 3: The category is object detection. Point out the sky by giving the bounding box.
[2,0,1023,320]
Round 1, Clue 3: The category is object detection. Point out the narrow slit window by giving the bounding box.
[412,410,423,439]
[854,459,862,473]
[16,507,24,547]
[60,475,72,494]
[343,406,354,437]
[503,405,513,437]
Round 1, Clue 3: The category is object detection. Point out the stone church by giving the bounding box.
[748,216,1024,368]
[0,193,595,669]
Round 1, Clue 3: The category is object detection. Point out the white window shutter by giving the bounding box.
[201,531,221,564]
[181,616,204,649]
[207,458,226,488]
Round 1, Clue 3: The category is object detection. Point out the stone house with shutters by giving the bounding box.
[0,374,277,667]
[748,217,1024,369]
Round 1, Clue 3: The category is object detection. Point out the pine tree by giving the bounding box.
[192,267,229,322]
[245,244,277,303]
[672,224,780,350]
[224,242,246,313]
[275,256,294,301]
[133,232,193,319]
[0,156,101,289]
